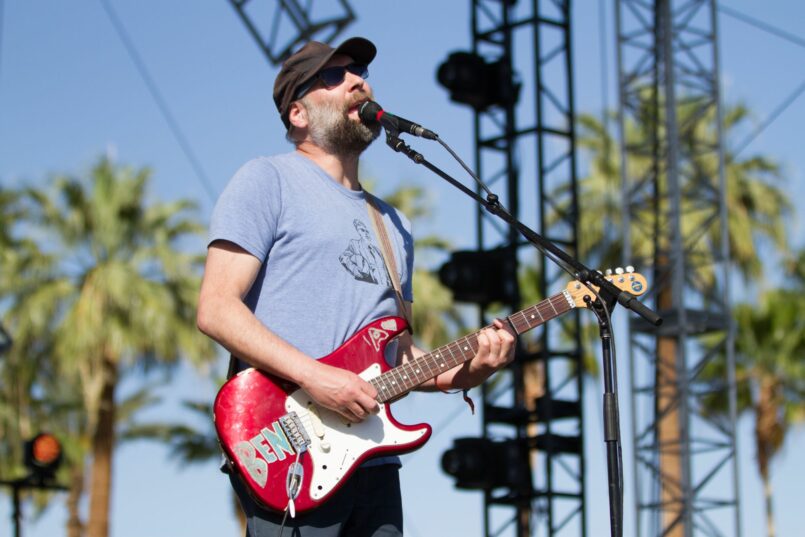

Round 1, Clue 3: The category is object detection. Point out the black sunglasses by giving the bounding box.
[295,63,369,99]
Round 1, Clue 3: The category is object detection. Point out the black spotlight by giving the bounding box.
[436,51,521,111]
[438,248,517,305]
[441,437,532,492]
[24,433,63,483]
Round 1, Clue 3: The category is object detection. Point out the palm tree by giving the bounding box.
[571,100,792,535]
[1,185,90,536]
[701,252,805,537]
[573,103,790,278]
[733,288,805,537]
[5,156,217,537]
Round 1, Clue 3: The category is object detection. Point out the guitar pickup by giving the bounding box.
[279,412,311,453]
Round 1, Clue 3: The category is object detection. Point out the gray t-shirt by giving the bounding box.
[209,151,414,365]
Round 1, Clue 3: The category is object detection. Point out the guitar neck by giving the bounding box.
[370,289,576,403]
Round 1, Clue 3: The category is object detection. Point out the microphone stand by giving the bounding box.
[383,130,662,537]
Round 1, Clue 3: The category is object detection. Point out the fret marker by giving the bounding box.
[531,314,535,319]
[440,363,445,368]
[415,369,421,374]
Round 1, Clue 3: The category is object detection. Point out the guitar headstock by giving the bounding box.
[566,267,647,308]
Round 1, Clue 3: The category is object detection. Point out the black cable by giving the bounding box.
[731,79,805,158]
[718,4,805,50]
[435,136,579,282]
[98,0,217,202]
[717,4,805,158]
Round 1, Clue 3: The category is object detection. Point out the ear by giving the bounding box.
[288,101,308,130]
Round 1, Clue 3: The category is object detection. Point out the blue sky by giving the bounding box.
[1,1,803,536]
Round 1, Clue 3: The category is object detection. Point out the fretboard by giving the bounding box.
[370,289,576,403]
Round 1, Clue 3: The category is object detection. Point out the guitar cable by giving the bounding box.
[278,450,304,536]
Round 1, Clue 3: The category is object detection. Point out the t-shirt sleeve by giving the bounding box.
[208,158,282,261]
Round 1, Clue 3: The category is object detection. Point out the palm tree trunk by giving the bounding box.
[657,336,684,537]
[87,357,117,537]
[655,284,685,537]
[756,377,777,537]
[66,462,86,537]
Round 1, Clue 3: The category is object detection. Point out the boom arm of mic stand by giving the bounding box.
[382,135,662,326]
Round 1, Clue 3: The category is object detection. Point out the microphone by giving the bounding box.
[358,101,438,140]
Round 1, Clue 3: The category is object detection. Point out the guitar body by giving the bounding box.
[214,316,432,514]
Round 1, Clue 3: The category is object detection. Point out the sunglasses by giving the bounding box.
[295,63,369,99]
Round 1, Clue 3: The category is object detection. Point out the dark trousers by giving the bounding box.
[230,464,404,537]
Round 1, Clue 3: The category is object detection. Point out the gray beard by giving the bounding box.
[303,97,381,157]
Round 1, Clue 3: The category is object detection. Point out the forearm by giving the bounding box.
[197,292,317,387]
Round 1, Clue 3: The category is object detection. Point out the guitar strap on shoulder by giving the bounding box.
[365,193,413,334]
[367,195,476,413]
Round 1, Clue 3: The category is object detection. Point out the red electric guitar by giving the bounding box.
[213,269,647,514]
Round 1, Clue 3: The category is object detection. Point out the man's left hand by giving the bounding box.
[461,318,516,388]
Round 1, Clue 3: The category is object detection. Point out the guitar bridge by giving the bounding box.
[279,412,311,453]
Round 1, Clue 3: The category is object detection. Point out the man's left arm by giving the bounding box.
[395,301,517,392]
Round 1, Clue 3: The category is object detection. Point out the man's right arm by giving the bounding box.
[196,240,379,422]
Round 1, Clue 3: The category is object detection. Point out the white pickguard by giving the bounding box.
[284,363,428,501]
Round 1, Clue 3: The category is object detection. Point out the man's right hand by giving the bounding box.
[300,361,380,423]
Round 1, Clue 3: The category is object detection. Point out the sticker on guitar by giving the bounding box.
[232,421,296,488]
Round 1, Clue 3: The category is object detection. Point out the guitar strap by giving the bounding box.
[365,193,413,334]
[367,194,474,413]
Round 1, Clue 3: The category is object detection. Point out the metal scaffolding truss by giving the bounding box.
[470,1,584,536]
[228,0,355,65]
[615,1,740,536]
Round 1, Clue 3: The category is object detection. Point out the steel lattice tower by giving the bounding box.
[615,1,740,535]
[469,1,585,536]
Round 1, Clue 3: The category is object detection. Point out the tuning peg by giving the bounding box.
[605,268,613,276]
[615,267,624,275]
[626,265,634,273]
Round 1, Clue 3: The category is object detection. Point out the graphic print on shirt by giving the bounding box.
[338,218,391,287]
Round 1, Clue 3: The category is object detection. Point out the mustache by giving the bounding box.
[345,91,374,111]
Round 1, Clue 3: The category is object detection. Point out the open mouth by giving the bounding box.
[348,99,369,114]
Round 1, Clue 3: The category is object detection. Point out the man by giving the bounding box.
[197,36,516,537]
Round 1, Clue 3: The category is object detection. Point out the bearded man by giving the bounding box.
[197,37,515,537]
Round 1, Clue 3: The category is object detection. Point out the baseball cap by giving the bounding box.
[273,37,377,129]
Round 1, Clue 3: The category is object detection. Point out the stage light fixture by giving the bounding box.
[24,433,63,482]
[441,437,532,492]
[438,248,517,305]
[436,51,521,111]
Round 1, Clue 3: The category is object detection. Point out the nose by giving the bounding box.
[345,70,368,93]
